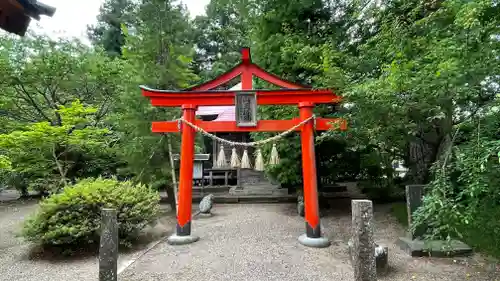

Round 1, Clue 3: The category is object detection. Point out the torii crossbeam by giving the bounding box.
[141,47,347,248]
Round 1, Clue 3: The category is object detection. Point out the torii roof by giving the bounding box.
[141,48,341,107]
[140,47,313,94]
[184,47,310,92]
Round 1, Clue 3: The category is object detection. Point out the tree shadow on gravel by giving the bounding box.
[23,240,100,262]
[279,199,355,218]
[280,203,299,217]
[377,265,400,279]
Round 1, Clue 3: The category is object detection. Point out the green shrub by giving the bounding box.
[391,200,500,258]
[21,177,160,247]
[359,179,405,203]
[3,171,30,196]
[459,203,500,259]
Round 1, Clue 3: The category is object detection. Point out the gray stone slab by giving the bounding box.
[405,184,427,239]
[237,169,281,189]
[397,236,473,257]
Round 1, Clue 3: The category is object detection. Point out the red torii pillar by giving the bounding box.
[141,48,347,247]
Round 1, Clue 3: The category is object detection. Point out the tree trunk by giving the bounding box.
[406,117,453,185]
[406,138,434,184]
[52,144,68,187]
[166,134,178,214]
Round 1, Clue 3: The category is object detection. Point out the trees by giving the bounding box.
[86,0,202,212]
[243,0,365,186]
[87,0,136,57]
[346,0,500,184]
[0,34,128,195]
[105,0,200,210]
[191,0,255,80]
[0,101,112,194]
[329,0,500,249]
[0,156,11,171]
[0,35,127,127]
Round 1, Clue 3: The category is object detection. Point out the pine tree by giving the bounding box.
[87,0,136,57]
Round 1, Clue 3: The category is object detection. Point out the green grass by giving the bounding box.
[390,202,408,227]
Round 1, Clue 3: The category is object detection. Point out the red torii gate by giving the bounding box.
[141,48,347,248]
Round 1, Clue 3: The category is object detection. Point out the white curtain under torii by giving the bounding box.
[208,82,244,167]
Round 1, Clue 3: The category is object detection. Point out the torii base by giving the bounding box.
[167,234,200,245]
[298,234,331,248]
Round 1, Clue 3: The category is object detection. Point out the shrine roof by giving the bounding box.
[195,82,241,122]
[0,0,56,36]
[196,106,235,121]
[17,0,56,20]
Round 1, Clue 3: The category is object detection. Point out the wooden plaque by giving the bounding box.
[235,91,257,127]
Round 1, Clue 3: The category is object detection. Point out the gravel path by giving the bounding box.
[0,198,175,281]
[0,199,38,250]
[120,202,498,281]
[0,197,497,281]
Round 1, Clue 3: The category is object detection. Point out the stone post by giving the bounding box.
[405,185,426,239]
[99,208,118,281]
[351,200,376,281]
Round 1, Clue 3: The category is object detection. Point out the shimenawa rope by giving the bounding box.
[176,114,316,147]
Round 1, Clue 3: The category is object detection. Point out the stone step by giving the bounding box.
[159,193,297,204]
[207,194,296,203]
[238,169,280,186]
[239,183,280,189]
[271,189,289,196]
[229,187,270,195]
[192,186,231,193]
[228,186,288,196]
[230,189,277,195]
[234,186,281,192]
[193,187,287,198]
[320,184,348,192]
